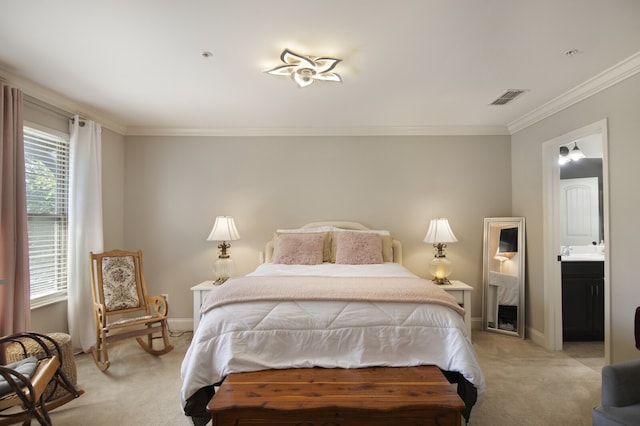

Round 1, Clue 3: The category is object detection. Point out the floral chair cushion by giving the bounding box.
[101,255,140,311]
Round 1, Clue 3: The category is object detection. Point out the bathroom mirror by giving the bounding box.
[483,217,526,338]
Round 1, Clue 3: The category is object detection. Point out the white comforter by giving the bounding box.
[180,263,486,409]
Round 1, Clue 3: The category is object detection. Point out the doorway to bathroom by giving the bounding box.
[541,119,610,363]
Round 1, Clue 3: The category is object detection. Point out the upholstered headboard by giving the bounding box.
[264,221,403,264]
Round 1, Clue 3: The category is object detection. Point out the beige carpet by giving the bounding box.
[43,331,602,426]
[470,332,602,425]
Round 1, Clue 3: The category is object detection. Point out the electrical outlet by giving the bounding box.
[161,293,169,303]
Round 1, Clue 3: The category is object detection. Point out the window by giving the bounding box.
[23,125,70,307]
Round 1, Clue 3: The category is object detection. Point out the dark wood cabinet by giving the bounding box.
[562,261,604,341]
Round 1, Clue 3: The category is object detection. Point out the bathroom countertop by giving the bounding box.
[561,254,604,262]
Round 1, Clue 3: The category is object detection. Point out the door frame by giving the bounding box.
[541,118,610,362]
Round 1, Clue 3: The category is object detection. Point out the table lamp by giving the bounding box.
[207,216,240,283]
[424,218,458,285]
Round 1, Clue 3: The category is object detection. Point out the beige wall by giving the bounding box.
[101,129,125,250]
[511,72,640,363]
[123,135,512,323]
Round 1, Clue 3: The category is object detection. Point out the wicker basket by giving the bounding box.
[4,333,77,401]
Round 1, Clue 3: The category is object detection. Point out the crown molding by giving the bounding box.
[0,66,127,135]
[125,124,510,137]
[508,51,640,134]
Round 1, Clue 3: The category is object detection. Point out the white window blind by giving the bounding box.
[23,126,70,305]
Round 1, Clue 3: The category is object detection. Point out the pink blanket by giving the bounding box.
[200,275,464,318]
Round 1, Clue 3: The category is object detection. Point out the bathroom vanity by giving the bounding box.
[561,259,604,341]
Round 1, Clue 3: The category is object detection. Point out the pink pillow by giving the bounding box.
[272,233,325,265]
[335,231,383,264]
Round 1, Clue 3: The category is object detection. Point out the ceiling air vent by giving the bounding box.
[490,89,527,105]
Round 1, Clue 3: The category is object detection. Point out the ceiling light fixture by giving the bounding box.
[265,49,342,88]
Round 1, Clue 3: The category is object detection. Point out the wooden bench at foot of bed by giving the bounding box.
[207,365,465,426]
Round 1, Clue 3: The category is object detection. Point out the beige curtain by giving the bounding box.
[0,83,30,340]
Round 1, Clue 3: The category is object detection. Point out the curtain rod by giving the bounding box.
[24,95,71,118]
[24,94,87,125]
[70,116,86,127]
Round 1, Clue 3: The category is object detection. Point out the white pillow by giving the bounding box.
[331,226,390,236]
[276,226,334,234]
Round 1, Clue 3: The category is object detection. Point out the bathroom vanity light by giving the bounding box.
[559,142,586,164]
[569,142,586,161]
[424,218,458,285]
[558,146,571,165]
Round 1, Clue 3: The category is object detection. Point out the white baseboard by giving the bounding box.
[168,318,193,332]
[472,317,483,331]
[528,326,546,348]
[473,317,546,349]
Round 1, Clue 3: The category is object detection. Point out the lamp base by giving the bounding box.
[214,277,229,285]
[214,257,234,283]
[428,256,453,286]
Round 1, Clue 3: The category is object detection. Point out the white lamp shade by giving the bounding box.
[424,218,458,244]
[207,216,240,241]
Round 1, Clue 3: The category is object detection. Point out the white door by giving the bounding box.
[559,177,599,246]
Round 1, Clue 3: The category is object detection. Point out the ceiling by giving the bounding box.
[1,1,640,136]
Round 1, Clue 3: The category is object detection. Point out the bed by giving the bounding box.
[180,221,486,425]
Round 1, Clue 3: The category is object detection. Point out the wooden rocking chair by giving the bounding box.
[0,332,82,426]
[89,249,173,371]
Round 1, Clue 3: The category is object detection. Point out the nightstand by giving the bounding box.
[440,280,473,338]
[191,280,221,331]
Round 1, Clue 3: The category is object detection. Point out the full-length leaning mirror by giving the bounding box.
[483,217,526,338]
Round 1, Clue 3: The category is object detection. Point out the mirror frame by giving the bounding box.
[483,217,526,338]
